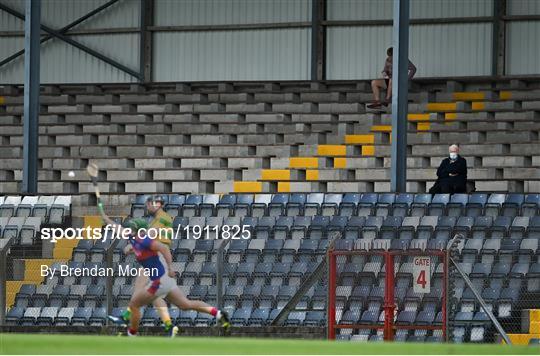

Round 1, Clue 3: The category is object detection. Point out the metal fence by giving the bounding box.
[327,246,447,341]
[1,218,538,346]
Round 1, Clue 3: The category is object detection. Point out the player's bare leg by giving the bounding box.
[127,289,155,336]
[166,287,230,334]
[153,297,178,337]
[110,272,176,336]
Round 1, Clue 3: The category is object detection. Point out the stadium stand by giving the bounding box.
[1,79,540,201]
[2,192,539,343]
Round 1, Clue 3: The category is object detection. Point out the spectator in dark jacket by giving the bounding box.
[429,144,467,194]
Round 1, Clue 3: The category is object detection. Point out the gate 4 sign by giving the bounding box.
[412,257,431,293]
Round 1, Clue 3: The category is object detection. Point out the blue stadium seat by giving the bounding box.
[178,310,197,326]
[340,309,361,325]
[396,311,417,325]
[273,216,293,240]
[528,216,540,239]
[304,311,325,326]
[522,194,540,217]
[304,193,324,216]
[234,194,254,217]
[357,193,378,216]
[391,237,411,252]
[510,263,529,278]
[470,263,491,278]
[241,216,258,233]
[216,194,236,217]
[322,194,342,216]
[415,310,435,325]
[327,216,348,234]
[454,216,474,237]
[380,216,403,240]
[182,194,203,217]
[491,262,511,277]
[471,216,493,239]
[6,306,24,325]
[466,193,488,217]
[520,238,538,255]
[339,193,361,216]
[334,239,353,251]
[362,216,384,240]
[231,308,252,326]
[165,194,185,217]
[447,194,468,217]
[485,193,506,217]
[286,193,306,217]
[268,194,289,217]
[392,193,414,217]
[501,193,524,218]
[285,311,306,326]
[359,310,379,325]
[309,216,330,239]
[299,240,319,255]
[195,312,215,327]
[434,216,456,240]
[375,193,395,217]
[131,194,150,218]
[255,216,276,240]
[71,307,93,326]
[248,308,271,326]
[410,194,432,216]
[89,307,107,326]
[509,217,529,239]
[491,216,512,239]
[291,216,311,239]
[344,216,365,240]
[428,194,450,216]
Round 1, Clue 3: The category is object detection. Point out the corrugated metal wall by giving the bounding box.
[328,0,493,20]
[153,0,311,81]
[508,0,540,15]
[154,29,310,81]
[0,0,538,83]
[326,0,494,79]
[0,0,140,83]
[506,0,540,75]
[155,0,310,25]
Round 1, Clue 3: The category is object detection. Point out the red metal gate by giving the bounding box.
[327,248,447,341]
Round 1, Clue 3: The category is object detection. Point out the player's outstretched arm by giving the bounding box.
[99,207,117,227]
[99,207,130,236]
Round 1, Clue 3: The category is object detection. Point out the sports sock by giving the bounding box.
[210,307,218,317]
[163,318,173,331]
[122,307,132,322]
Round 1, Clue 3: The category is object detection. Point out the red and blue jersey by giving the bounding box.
[128,235,165,281]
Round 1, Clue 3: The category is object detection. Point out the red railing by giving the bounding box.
[327,249,447,341]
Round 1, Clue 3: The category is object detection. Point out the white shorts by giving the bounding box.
[145,274,177,299]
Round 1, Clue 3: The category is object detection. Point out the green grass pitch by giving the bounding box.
[0,334,537,355]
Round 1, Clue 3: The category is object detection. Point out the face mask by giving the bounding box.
[449,153,458,160]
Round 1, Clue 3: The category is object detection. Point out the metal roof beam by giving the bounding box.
[0,1,140,80]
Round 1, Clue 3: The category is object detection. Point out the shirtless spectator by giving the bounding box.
[367,47,417,109]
